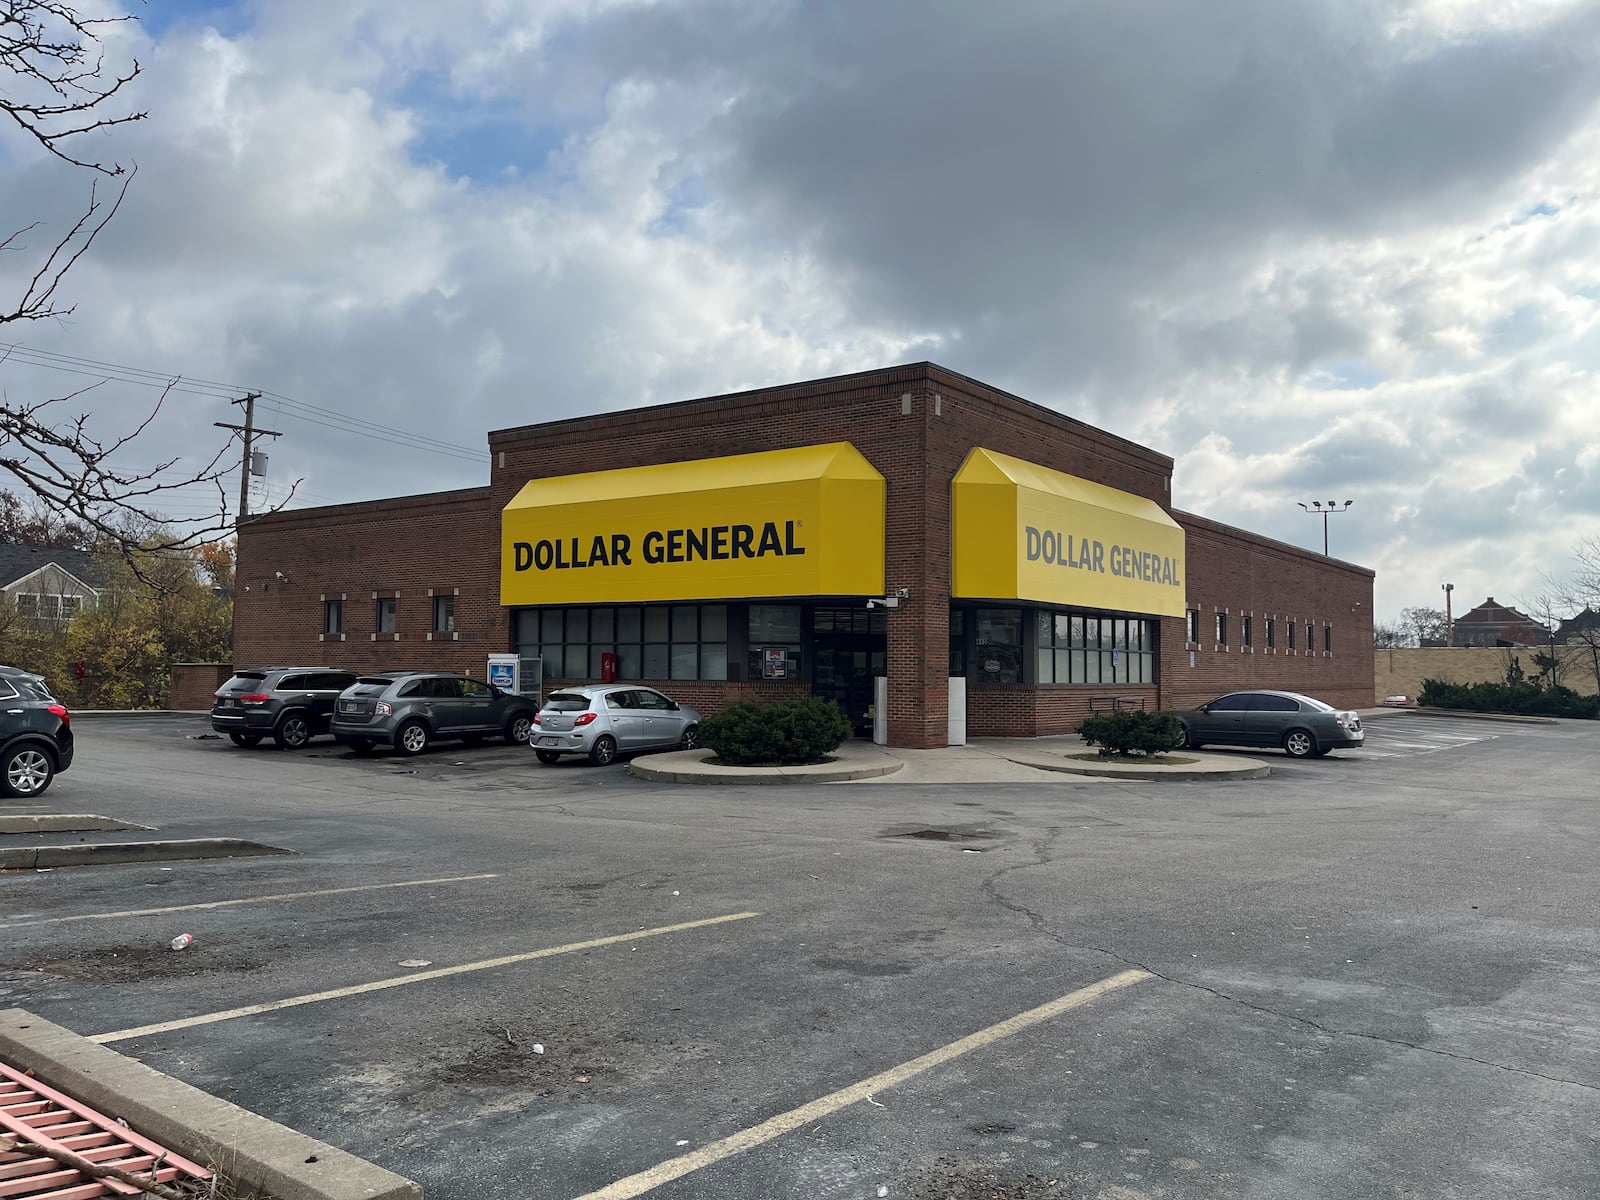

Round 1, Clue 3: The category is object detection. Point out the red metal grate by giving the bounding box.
[0,1062,213,1199]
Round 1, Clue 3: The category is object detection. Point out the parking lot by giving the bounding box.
[3,713,1598,1199]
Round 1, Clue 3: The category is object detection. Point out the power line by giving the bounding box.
[0,342,489,464]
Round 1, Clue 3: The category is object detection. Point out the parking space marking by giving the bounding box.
[89,911,761,1044]
[0,873,503,930]
[570,968,1151,1200]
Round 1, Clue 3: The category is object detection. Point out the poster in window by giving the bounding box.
[763,647,788,679]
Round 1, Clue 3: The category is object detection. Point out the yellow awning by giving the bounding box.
[952,448,1186,617]
[501,442,885,605]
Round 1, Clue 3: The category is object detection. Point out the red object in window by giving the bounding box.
[574,712,598,727]
[600,652,618,683]
[48,703,69,725]
[240,693,272,704]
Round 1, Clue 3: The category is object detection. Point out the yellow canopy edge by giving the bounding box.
[501,442,886,606]
[952,448,1186,618]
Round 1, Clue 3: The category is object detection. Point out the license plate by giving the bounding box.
[538,736,560,747]
[339,701,358,712]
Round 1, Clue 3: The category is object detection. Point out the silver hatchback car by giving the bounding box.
[531,685,702,766]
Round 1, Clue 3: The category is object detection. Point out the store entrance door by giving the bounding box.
[811,607,887,735]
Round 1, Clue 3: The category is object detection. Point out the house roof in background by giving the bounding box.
[0,545,107,591]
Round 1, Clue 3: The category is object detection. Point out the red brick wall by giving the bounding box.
[1160,511,1374,712]
[168,663,233,710]
[235,363,1375,743]
[234,487,500,674]
[968,685,1160,737]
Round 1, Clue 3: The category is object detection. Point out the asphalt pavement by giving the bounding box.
[2,712,1597,1200]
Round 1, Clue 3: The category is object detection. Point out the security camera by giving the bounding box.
[275,571,289,582]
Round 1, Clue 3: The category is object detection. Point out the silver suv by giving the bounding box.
[330,671,537,756]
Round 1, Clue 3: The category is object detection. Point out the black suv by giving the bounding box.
[211,667,359,749]
[0,666,72,798]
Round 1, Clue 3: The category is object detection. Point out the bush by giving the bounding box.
[1417,678,1599,719]
[700,696,855,765]
[1077,710,1185,757]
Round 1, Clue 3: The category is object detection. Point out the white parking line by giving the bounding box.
[0,874,501,930]
[90,911,760,1044]
[570,968,1151,1200]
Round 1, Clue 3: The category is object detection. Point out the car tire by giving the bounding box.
[227,732,263,747]
[275,713,312,750]
[588,734,618,766]
[505,712,534,744]
[395,720,431,756]
[535,750,561,765]
[680,724,700,751]
[1283,728,1318,759]
[1,744,54,798]
[1178,724,1202,751]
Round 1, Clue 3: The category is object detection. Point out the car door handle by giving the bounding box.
[6,709,22,715]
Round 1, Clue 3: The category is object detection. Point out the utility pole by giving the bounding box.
[214,393,281,524]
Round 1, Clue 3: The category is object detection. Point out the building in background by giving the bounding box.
[234,363,1374,748]
[0,546,103,625]
[1447,597,1551,648]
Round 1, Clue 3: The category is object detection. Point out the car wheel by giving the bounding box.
[588,734,618,766]
[1283,728,1317,759]
[1,744,54,798]
[505,712,534,744]
[228,732,263,747]
[396,720,430,756]
[275,714,312,750]
[680,724,700,751]
[535,750,561,765]
[1178,724,1202,751]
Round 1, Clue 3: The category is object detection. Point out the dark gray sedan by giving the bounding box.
[1173,690,1364,758]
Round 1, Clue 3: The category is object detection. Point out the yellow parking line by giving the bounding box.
[91,911,761,1044]
[571,968,1152,1200]
[0,874,502,930]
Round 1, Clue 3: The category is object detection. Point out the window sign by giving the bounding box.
[763,647,788,679]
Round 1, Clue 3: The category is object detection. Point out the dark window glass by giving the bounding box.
[1216,613,1227,645]
[1209,694,1252,711]
[1186,610,1200,643]
[1287,622,1296,649]
[1242,615,1252,647]
[432,595,455,633]
[324,599,343,634]
[376,596,397,633]
[1324,624,1332,652]
[974,609,1024,683]
[591,608,615,640]
[1266,618,1276,648]
[1254,694,1298,712]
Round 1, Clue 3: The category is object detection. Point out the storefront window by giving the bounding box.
[748,604,802,680]
[974,609,1024,683]
[518,603,730,681]
[1035,611,1157,684]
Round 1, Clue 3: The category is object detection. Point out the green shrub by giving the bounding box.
[700,696,855,765]
[1417,678,1599,719]
[1077,710,1184,757]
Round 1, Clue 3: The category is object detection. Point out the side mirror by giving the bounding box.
[669,701,680,711]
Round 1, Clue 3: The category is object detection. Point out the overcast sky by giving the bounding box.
[2,0,1598,623]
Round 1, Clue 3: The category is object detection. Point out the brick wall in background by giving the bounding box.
[1373,647,1548,705]
[168,663,233,710]
[233,487,498,674]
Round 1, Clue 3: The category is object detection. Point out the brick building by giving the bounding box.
[234,363,1374,748]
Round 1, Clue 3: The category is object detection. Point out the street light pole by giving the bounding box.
[1442,582,1454,648]
[1296,499,1354,556]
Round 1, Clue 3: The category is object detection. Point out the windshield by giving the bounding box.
[544,693,591,712]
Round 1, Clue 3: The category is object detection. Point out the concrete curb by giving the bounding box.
[1010,754,1272,781]
[1403,707,1561,725]
[630,748,904,784]
[0,815,152,834]
[0,838,293,870]
[0,1009,421,1200]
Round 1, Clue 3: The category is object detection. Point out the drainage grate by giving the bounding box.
[0,1061,213,1199]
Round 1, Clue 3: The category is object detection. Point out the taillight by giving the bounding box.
[48,704,69,726]
[574,712,598,727]
[375,701,393,716]
[532,712,542,725]
[240,693,271,705]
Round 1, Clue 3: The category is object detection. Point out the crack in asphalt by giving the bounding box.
[979,853,1600,1097]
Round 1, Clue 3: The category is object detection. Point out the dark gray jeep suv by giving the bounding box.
[211,667,360,749]
[330,671,537,756]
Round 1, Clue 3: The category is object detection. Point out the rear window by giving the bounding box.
[221,672,268,690]
[356,677,398,688]
[1297,695,1335,712]
[544,693,591,712]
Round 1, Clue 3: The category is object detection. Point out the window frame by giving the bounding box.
[1242,615,1252,648]
[324,599,343,635]
[1215,612,1228,646]
[375,596,398,634]
[1186,609,1200,644]
[432,594,456,633]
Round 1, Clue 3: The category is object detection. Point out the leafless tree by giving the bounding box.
[1,1,254,565]
[1534,536,1600,696]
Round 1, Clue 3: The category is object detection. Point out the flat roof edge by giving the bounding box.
[1172,508,1376,577]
